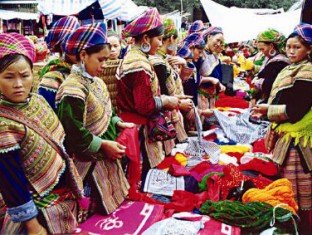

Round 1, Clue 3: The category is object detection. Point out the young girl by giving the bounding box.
[56,23,132,216]
[0,33,83,234]
[38,16,80,111]
[251,23,312,234]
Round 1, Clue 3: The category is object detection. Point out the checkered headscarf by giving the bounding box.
[292,23,312,44]
[63,23,108,55]
[257,28,286,52]
[122,8,163,38]
[202,26,223,40]
[183,32,205,48]
[46,16,80,51]
[177,41,193,58]
[188,20,204,35]
[0,33,36,63]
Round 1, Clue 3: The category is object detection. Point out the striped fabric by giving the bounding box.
[183,32,205,48]
[163,18,178,38]
[202,26,223,40]
[188,20,204,35]
[293,23,312,43]
[177,41,193,58]
[0,33,35,62]
[122,8,163,38]
[63,23,108,56]
[99,0,122,20]
[281,146,312,210]
[46,16,80,51]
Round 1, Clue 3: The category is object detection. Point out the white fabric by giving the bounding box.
[143,169,185,197]
[200,0,301,43]
[0,9,38,20]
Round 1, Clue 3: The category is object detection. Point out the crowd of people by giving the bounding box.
[0,6,311,235]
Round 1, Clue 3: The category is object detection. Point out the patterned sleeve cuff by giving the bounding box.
[154,97,163,112]
[87,135,102,153]
[268,104,288,122]
[112,116,122,126]
[7,200,38,223]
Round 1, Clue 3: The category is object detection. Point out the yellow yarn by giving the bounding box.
[273,109,312,147]
[175,152,188,166]
[242,178,298,214]
[219,145,251,154]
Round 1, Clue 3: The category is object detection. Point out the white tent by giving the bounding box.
[0,9,38,20]
[200,0,301,43]
[37,0,148,22]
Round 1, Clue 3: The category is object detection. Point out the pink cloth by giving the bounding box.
[75,201,164,235]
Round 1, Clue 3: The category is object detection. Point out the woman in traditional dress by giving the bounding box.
[0,33,83,234]
[251,23,312,234]
[100,31,122,112]
[252,29,290,103]
[56,23,132,216]
[198,27,226,110]
[38,16,80,111]
[150,18,194,152]
[116,8,179,179]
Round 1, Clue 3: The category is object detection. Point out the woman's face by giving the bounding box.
[286,37,311,64]
[191,47,204,62]
[108,35,121,60]
[257,42,273,58]
[147,35,162,55]
[0,57,33,103]
[207,33,224,53]
[84,46,111,77]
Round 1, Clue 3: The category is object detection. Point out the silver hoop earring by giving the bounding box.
[80,60,86,73]
[269,49,276,57]
[168,44,177,52]
[140,42,151,53]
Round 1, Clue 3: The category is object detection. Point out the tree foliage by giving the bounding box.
[132,0,298,14]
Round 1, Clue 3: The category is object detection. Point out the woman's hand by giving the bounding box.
[101,140,126,160]
[25,218,47,235]
[200,76,219,85]
[219,83,226,92]
[167,56,187,67]
[161,95,179,110]
[198,108,214,117]
[117,121,135,130]
[179,98,193,112]
[251,104,269,119]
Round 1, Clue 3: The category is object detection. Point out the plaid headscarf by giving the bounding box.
[256,29,286,52]
[63,23,108,56]
[183,32,205,48]
[45,16,80,51]
[163,18,178,38]
[188,20,204,35]
[202,26,223,40]
[291,23,312,44]
[122,8,163,38]
[0,33,35,63]
[177,41,193,58]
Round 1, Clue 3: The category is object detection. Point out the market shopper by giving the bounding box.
[251,23,312,234]
[0,33,83,234]
[56,23,131,216]
[38,16,80,111]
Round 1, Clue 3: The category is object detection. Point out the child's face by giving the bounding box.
[0,57,33,103]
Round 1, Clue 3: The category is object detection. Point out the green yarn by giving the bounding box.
[198,172,224,192]
[200,200,297,232]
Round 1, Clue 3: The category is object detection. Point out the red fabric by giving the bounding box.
[156,156,181,170]
[116,127,141,188]
[226,152,244,162]
[238,158,278,176]
[118,112,147,125]
[164,190,210,212]
[117,71,158,120]
[199,214,241,235]
[206,174,221,202]
[215,93,249,109]
[252,138,269,153]
[168,164,191,177]
[189,161,211,174]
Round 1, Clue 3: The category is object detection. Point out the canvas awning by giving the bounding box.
[0,9,38,20]
[200,0,301,43]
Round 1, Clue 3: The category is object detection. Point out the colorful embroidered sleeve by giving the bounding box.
[270,80,312,123]
[57,96,100,157]
[0,151,38,222]
[0,118,24,153]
